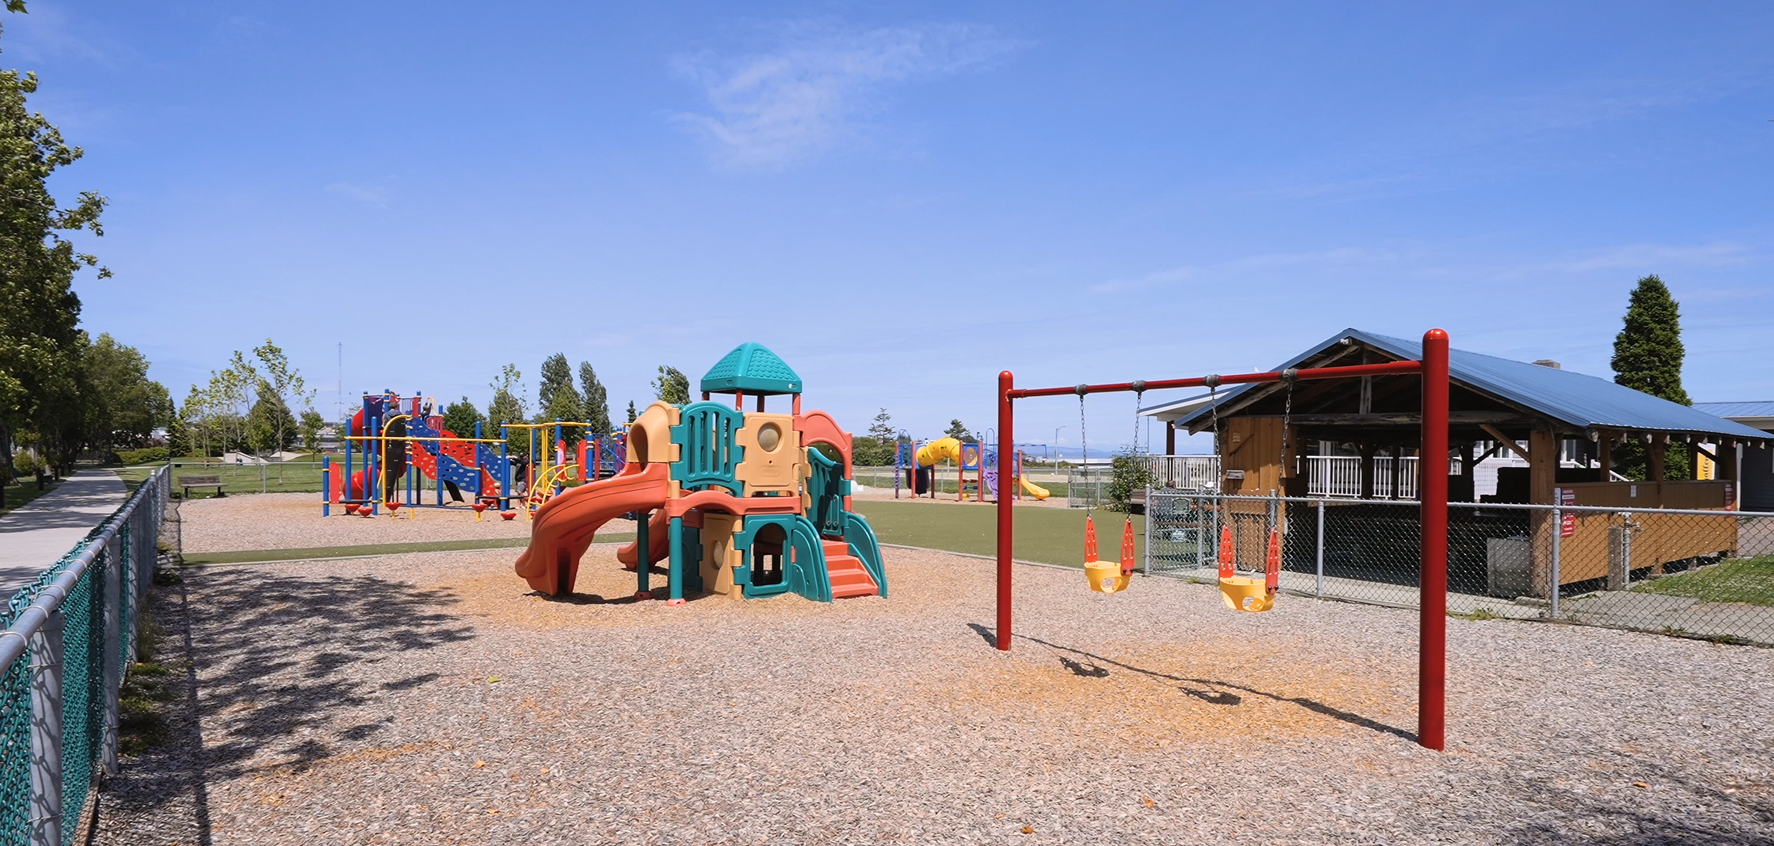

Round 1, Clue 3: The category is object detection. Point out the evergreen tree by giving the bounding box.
[853,408,898,466]
[625,401,637,423]
[943,419,977,444]
[1610,275,1691,480]
[578,361,611,434]
[651,366,690,405]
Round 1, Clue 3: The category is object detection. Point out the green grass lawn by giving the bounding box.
[1,477,61,513]
[852,499,1141,569]
[118,460,331,497]
[1633,556,1774,606]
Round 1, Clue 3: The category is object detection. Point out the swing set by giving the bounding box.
[993,329,1452,750]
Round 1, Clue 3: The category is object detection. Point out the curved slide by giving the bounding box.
[1019,476,1051,500]
[514,462,670,596]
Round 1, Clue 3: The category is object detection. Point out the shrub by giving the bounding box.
[1106,447,1154,512]
[11,452,38,478]
[116,447,169,465]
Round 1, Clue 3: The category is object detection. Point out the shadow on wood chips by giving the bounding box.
[966,622,1416,743]
[88,567,475,845]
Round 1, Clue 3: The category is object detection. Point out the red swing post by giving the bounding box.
[996,329,1450,751]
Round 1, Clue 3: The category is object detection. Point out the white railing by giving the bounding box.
[1306,455,1418,499]
[1140,454,1427,499]
[1144,455,1220,491]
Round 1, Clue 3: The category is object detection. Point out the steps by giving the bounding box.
[821,540,879,599]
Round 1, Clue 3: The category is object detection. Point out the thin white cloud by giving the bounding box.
[5,6,120,64]
[325,182,389,206]
[670,22,1024,170]
[1540,242,1752,274]
[1087,266,1195,295]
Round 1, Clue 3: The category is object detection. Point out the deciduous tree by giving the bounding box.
[651,366,689,405]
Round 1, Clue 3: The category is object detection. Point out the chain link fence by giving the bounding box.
[1145,489,1774,646]
[0,466,168,845]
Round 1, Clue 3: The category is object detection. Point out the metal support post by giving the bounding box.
[24,613,59,842]
[101,538,122,776]
[1549,504,1562,618]
[28,606,64,846]
[322,456,331,516]
[1315,499,1326,598]
[995,371,1014,651]
[1142,487,1151,576]
[1418,328,1450,752]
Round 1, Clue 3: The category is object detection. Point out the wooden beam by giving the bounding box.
[1649,433,1667,482]
[1244,412,1526,426]
[1480,424,1532,462]
[1597,431,1612,479]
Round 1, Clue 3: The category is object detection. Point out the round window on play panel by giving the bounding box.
[757,422,782,452]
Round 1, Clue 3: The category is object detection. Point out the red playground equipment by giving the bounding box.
[991,329,1452,750]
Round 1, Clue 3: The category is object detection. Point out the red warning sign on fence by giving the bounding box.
[1557,488,1577,538]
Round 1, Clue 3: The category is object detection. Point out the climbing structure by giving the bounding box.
[513,343,887,604]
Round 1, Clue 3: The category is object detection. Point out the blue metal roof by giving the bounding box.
[1168,327,1770,441]
[1693,401,1774,423]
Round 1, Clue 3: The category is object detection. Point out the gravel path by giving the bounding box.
[90,544,1774,844]
[178,493,537,552]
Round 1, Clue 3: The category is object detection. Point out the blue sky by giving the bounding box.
[20,2,1774,456]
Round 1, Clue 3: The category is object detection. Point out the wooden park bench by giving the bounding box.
[177,474,225,498]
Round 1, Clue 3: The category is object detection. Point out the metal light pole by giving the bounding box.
[1054,426,1066,465]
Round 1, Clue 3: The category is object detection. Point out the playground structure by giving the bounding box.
[513,343,887,605]
[894,437,1050,501]
[992,329,1452,750]
[321,391,628,518]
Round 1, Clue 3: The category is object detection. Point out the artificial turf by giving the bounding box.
[852,499,1143,569]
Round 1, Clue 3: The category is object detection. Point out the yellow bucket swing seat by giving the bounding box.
[1083,515,1135,594]
[1217,524,1280,613]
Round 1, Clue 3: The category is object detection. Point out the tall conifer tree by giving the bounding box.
[1610,275,1690,480]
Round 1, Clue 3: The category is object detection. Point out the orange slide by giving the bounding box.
[514,462,670,596]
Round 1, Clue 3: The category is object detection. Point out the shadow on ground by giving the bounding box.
[966,622,1414,742]
[89,565,475,845]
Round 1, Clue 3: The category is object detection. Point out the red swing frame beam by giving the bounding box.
[995,329,1451,751]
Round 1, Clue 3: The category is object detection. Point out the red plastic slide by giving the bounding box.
[513,462,671,596]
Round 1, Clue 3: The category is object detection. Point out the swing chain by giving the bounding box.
[1129,381,1145,454]
[1077,393,1089,517]
[1279,368,1298,493]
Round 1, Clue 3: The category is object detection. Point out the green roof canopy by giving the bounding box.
[699,343,802,396]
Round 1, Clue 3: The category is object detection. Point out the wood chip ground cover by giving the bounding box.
[89,532,1774,844]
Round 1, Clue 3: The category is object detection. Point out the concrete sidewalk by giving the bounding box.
[0,470,127,594]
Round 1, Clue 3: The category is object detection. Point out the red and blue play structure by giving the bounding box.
[322,391,627,517]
